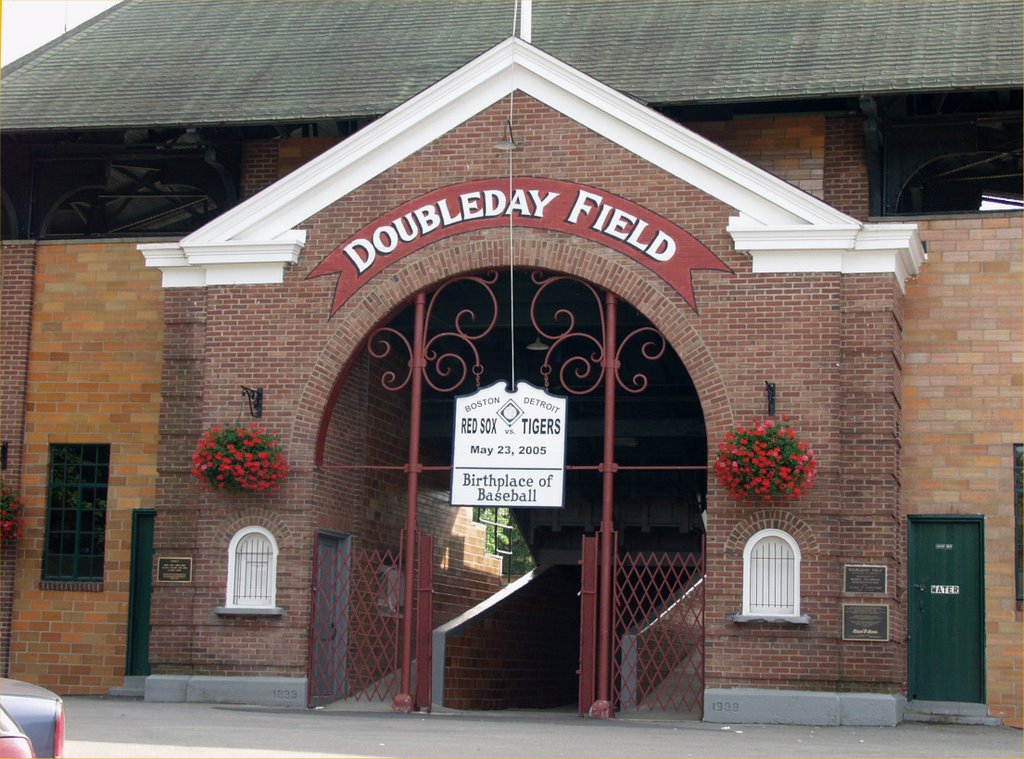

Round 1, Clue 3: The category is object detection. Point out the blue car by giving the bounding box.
[0,679,64,758]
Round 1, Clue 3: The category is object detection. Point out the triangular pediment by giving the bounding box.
[141,36,922,289]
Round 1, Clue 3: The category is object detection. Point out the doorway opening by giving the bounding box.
[311,269,707,714]
[908,516,985,704]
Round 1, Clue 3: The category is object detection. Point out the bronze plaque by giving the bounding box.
[157,556,193,583]
[844,564,887,594]
[842,603,889,641]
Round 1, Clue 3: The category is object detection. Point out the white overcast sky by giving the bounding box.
[2,0,120,65]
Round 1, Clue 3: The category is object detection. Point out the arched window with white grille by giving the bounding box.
[742,528,801,618]
[226,526,279,608]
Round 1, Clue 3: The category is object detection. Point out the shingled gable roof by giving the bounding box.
[1,0,1021,132]
[139,37,923,290]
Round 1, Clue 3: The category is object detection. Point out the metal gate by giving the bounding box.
[308,534,403,707]
[312,271,704,715]
[579,541,705,717]
[613,550,704,716]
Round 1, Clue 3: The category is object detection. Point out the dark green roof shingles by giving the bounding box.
[539,0,1022,104]
[2,0,1020,132]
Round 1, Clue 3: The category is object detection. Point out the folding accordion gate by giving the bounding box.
[308,532,434,709]
[580,538,705,717]
[613,548,705,716]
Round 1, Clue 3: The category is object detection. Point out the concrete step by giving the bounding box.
[107,676,146,699]
[903,700,1001,726]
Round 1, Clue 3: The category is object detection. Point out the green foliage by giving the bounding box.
[473,507,535,578]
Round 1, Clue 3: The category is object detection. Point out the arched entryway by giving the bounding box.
[308,267,708,716]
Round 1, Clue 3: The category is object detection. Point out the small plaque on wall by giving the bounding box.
[157,556,193,583]
[842,603,889,641]
[844,564,887,594]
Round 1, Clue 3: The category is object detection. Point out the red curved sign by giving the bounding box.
[308,178,731,314]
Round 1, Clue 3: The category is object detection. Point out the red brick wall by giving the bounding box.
[836,274,905,690]
[240,141,279,200]
[442,566,579,709]
[265,96,903,698]
[149,280,502,679]
[823,115,870,221]
[5,89,1013,717]
[278,137,341,179]
[317,346,502,619]
[0,242,37,677]
[903,214,1023,726]
[240,137,341,200]
[146,286,204,675]
[691,115,826,200]
[691,113,870,222]
[698,267,904,694]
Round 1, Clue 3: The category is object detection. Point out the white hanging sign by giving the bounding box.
[451,381,567,508]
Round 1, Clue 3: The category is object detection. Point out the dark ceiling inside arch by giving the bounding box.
[371,269,707,564]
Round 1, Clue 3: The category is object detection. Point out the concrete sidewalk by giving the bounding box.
[61,696,1021,758]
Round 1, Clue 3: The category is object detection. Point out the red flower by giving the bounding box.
[191,424,289,493]
[715,418,817,504]
[1,481,26,542]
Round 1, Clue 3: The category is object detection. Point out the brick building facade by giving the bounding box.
[1,2,1020,728]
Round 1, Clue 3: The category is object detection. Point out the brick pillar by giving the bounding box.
[148,287,207,673]
[0,242,37,677]
[837,273,906,692]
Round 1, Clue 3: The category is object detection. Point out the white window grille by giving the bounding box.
[742,528,801,618]
[226,526,278,608]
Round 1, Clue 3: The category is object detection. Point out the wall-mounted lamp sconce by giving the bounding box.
[493,119,517,151]
[765,381,777,416]
[1,441,8,470]
[241,386,263,418]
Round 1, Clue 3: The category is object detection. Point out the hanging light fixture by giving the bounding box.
[526,335,548,351]
[494,119,517,151]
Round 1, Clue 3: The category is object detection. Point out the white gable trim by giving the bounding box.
[141,37,921,289]
[140,231,305,287]
[728,221,925,290]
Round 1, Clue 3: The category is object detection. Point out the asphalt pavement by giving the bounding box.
[62,696,1021,758]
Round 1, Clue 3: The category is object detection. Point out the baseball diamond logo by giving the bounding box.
[308,177,731,314]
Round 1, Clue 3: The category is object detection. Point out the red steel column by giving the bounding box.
[415,533,434,712]
[590,291,618,719]
[394,292,426,713]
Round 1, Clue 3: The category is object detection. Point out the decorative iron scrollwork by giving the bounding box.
[367,271,500,394]
[530,272,605,395]
[368,269,667,396]
[615,326,666,394]
[529,271,666,395]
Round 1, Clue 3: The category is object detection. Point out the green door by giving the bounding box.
[908,516,984,703]
[126,509,156,676]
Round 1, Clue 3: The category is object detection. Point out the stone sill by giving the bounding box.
[214,606,284,617]
[730,613,811,624]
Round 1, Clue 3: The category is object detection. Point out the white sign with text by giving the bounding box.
[451,381,567,508]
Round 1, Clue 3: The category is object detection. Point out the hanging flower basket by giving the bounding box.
[192,425,289,493]
[1,480,26,542]
[715,418,817,504]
